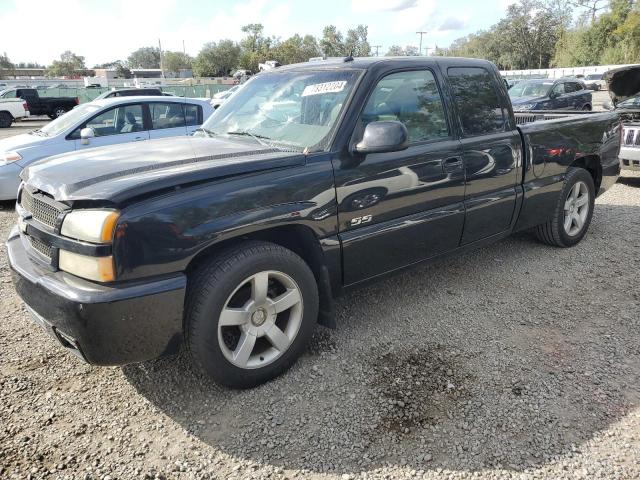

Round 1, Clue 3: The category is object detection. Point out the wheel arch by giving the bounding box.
[570,154,601,192]
[185,223,338,328]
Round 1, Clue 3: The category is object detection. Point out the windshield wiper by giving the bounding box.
[194,127,217,137]
[226,130,272,147]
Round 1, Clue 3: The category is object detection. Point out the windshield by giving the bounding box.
[617,95,640,109]
[199,69,361,151]
[586,74,603,80]
[40,103,101,136]
[509,81,553,98]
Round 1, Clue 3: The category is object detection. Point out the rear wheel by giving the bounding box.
[582,104,592,111]
[52,106,67,118]
[535,167,595,247]
[186,241,319,388]
[0,112,13,128]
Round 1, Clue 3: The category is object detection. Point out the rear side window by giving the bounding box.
[362,69,449,143]
[149,102,186,130]
[184,103,202,126]
[447,67,507,137]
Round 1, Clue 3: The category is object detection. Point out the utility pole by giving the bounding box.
[372,45,382,57]
[416,31,427,56]
[183,40,186,56]
[158,38,165,79]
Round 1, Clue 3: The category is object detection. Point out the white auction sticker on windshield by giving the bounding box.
[302,81,347,97]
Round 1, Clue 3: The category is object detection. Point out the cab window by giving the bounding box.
[361,69,449,143]
[448,66,507,136]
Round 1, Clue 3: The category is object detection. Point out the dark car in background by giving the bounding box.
[0,88,79,119]
[93,88,174,100]
[509,78,592,111]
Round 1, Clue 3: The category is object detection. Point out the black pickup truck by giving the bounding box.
[7,57,621,388]
[0,88,79,119]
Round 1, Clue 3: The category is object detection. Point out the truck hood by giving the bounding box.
[22,136,304,204]
[605,65,640,105]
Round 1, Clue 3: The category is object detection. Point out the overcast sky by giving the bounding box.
[1,0,515,67]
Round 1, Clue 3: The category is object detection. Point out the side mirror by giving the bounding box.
[355,121,409,155]
[80,127,95,145]
[549,91,558,99]
[602,100,614,111]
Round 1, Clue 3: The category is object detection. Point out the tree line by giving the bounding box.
[435,0,639,69]
[0,23,371,79]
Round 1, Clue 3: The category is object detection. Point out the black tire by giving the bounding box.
[52,107,67,118]
[186,241,319,388]
[535,167,595,247]
[582,104,592,111]
[0,112,13,128]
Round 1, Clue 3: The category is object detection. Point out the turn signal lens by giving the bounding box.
[59,251,115,282]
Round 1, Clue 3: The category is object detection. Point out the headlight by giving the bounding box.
[61,209,120,243]
[59,250,115,282]
[0,151,22,166]
[59,209,119,282]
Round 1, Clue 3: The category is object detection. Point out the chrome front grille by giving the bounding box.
[20,188,62,229]
[29,236,53,260]
[623,127,640,147]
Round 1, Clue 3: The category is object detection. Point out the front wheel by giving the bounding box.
[186,241,319,388]
[0,112,13,128]
[535,167,595,247]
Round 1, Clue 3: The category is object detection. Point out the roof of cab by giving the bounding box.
[274,56,497,72]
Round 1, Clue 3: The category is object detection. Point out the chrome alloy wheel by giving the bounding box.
[217,270,303,369]
[563,180,590,236]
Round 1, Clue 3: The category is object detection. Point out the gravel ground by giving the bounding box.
[1,132,640,478]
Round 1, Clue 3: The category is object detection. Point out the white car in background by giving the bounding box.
[0,96,214,200]
[210,85,241,109]
[0,97,29,128]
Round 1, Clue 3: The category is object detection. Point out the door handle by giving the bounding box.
[443,157,463,172]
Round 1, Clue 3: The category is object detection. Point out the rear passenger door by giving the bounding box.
[148,101,188,139]
[335,68,465,285]
[447,66,521,245]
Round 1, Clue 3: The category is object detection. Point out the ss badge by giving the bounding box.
[350,215,372,227]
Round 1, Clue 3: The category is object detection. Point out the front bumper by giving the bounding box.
[0,163,22,201]
[620,147,640,171]
[7,226,186,365]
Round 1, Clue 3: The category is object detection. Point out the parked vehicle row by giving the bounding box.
[0,97,29,128]
[6,57,621,388]
[0,96,214,200]
[0,88,79,119]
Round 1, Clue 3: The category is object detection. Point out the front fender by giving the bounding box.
[112,156,338,281]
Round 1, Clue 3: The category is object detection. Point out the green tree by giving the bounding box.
[46,51,86,77]
[163,51,193,74]
[273,34,321,64]
[344,25,371,56]
[93,60,132,78]
[127,47,161,69]
[320,25,345,56]
[193,40,241,77]
[0,54,14,78]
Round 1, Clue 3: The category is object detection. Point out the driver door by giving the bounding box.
[550,82,569,109]
[72,103,149,150]
[334,69,465,286]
